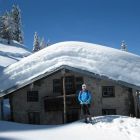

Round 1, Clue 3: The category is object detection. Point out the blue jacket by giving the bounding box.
[78,90,91,104]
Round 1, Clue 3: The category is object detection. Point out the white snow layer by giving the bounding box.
[0,41,140,93]
[0,116,140,140]
[0,39,31,68]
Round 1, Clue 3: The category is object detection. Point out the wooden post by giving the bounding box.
[0,97,4,120]
[62,69,67,123]
[133,89,138,117]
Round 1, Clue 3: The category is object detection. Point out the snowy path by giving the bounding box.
[0,116,140,140]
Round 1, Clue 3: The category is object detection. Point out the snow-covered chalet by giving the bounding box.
[0,41,140,124]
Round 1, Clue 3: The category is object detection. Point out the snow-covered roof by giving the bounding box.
[0,41,140,95]
[0,38,31,69]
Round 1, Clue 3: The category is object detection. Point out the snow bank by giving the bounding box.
[0,38,31,68]
[0,41,140,93]
[0,116,140,140]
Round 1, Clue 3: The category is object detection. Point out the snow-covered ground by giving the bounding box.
[0,41,140,94]
[0,116,140,140]
[0,38,31,69]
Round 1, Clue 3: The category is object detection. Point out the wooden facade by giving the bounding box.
[0,67,139,124]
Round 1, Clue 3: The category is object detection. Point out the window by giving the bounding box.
[53,76,83,95]
[102,109,116,115]
[75,77,83,91]
[27,91,39,102]
[102,86,115,97]
[44,98,63,112]
[53,79,62,93]
[65,76,75,94]
[28,112,40,124]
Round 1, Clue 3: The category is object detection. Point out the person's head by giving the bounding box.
[82,84,87,91]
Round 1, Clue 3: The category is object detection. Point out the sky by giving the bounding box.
[0,0,140,55]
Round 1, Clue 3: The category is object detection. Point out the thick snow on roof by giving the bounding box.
[0,38,31,69]
[0,41,140,92]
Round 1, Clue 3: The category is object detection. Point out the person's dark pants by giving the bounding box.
[81,104,91,123]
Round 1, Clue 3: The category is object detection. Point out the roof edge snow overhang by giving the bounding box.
[0,65,140,98]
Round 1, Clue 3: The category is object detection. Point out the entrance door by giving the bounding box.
[64,76,80,123]
[67,108,79,123]
[28,112,40,124]
[66,96,80,123]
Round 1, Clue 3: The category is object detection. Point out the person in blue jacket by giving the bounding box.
[78,84,92,123]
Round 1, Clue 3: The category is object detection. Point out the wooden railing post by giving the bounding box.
[62,69,67,123]
[0,97,4,120]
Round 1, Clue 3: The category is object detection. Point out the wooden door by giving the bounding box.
[28,112,40,124]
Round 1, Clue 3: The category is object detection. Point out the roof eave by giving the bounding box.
[0,65,140,98]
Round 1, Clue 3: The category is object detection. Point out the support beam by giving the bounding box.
[62,69,67,123]
[136,90,140,118]
[0,97,4,120]
[128,88,135,117]
[132,89,140,118]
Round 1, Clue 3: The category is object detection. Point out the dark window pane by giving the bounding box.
[27,91,39,102]
[102,86,115,97]
[44,97,63,111]
[65,76,75,95]
[53,79,62,93]
[75,77,83,91]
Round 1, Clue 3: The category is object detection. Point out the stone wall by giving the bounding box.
[10,69,131,124]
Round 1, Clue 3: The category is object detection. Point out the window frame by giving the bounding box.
[65,76,75,95]
[44,97,63,112]
[53,79,62,94]
[102,86,115,97]
[27,91,39,102]
[75,77,84,91]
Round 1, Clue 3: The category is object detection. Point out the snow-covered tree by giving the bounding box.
[46,39,50,46]
[0,12,14,44]
[33,32,40,52]
[0,16,3,38]
[11,5,23,43]
[121,41,127,51]
[40,37,46,49]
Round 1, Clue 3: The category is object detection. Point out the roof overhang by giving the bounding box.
[0,65,140,98]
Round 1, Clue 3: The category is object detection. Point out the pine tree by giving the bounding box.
[40,37,46,49]
[121,41,127,51]
[46,39,50,46]
[33,32,40,52]
[0,12,14,44]
[0,16,3,38]
[11,5,23,43]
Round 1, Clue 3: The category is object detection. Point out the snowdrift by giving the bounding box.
[0,38,31,69]
[0,116,140,140]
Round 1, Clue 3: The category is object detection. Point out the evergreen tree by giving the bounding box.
[121,41,127,51]
[0,12,14,44]
[0,16,3,38]
[11,5,23,43]
[33,32,40,52]
[46,39,50,46]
